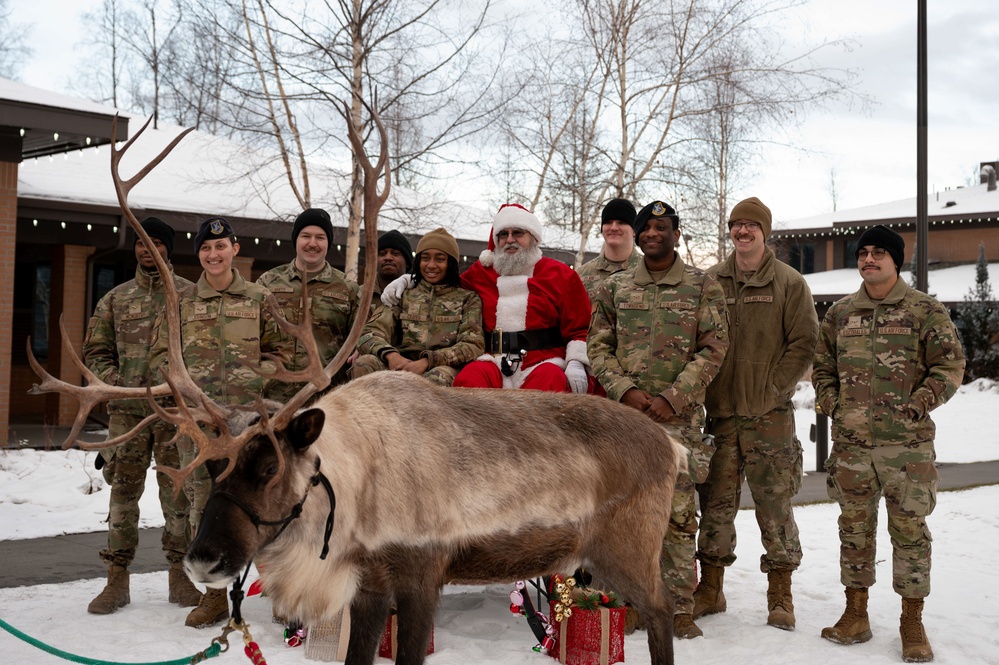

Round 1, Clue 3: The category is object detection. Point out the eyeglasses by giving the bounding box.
[856,248,887,260]
[496,229,527,240]
[729,221,761,232]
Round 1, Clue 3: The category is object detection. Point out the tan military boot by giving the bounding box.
[88,565,130,614]
[900,597,934,662]
[673,613,703,639]
[821,586,873,645]
[185,587,229,628]
[168,562,203,607]
[691,564,726,620]
[766,570,795,630]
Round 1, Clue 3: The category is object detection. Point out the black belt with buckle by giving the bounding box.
[485,326,564,355]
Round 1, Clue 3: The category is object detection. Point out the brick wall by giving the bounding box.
[47,244,95,426]
[0,161,16,441]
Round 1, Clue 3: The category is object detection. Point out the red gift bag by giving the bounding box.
[377,612,435,659]
[549,601,625,665]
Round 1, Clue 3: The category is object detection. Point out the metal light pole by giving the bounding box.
[916,0,929,292]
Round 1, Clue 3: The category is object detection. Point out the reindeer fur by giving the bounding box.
[185,371,685,665]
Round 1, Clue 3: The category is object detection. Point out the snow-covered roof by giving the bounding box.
[0,77,129,118]
[804,262,999,304]
[776,182,999,233]
[16,117,597,254]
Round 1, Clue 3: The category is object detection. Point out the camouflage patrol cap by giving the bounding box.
[633,200,679,243]
[194,217,236,251]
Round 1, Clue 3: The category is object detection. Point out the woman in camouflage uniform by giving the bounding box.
[352,227,484,386]
[149,216,290,628]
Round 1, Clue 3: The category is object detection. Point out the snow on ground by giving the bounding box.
[1,486,996,664]
[0,380,997,663]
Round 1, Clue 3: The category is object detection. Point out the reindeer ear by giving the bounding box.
[286,408,326,451]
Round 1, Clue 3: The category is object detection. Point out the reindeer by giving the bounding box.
[29,107,685,665]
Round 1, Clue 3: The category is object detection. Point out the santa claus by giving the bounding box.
[381,204,593,392]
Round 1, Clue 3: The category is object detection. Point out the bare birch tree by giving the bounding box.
[496,0,857,266]
[0,0,32,79]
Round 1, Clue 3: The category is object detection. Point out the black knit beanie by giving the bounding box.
[136,217,175,259]
[856,225,905,273]
[601,198,637,228]
[292,208,334,245]
[378,230,414,272]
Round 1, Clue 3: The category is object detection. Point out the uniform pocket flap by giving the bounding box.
[904,461,938,483]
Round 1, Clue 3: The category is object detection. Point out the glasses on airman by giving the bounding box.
[856,248,887,261]
[496,229,528,240]
[729,221,761,232]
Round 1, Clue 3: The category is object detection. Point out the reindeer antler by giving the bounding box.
[25,115,222,451]
[29,105,390,492]
[261,96,387,433]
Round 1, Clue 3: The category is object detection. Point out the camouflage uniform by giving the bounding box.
[82,264,194,567]
[149,269,290,533]
[353,279,484,386]
[697,248,818,573]
[256,260,360,399]
[577,246,643,302]
[812,278,965,598]
[588,257,729,614]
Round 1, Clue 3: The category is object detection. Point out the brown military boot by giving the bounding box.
[821,586,873,645]
[691,564,726,620]
[673,613,703,639]
[185,587,229,628]
[168,562,203,607]
[900,597,934,662]
[88,565,130,614]
[766,570,795,631]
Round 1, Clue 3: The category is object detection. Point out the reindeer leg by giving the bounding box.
[584,500,675,665]
[344,590,391,665]
[393,579,439,665]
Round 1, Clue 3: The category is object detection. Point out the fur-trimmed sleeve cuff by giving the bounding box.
[566,339,589,367]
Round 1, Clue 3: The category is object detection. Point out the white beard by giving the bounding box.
[493,244,543,276]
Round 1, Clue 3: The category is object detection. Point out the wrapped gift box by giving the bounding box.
[378,612,435,659]
[549,600,625,665]
[305,610,434,662]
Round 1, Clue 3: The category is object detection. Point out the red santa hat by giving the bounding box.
[479,203,544,267]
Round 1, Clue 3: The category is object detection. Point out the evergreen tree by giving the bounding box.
[956,242,999,382]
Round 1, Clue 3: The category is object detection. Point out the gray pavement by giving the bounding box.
[1,424,997,589]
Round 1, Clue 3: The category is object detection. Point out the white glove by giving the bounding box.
[380,274,414,306]
[565,360,589,394]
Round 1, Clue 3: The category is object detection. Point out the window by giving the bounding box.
[788,242,815,274]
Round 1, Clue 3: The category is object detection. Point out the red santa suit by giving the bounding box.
[453,205,592,391]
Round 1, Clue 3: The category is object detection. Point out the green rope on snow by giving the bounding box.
[0,617,223,665]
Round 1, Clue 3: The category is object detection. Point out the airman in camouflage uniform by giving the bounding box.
[813,225,965,663]
[149,217,291,628]
[588,201,729,639]
[577,198,643,301]
[371,229,414,306]
[256,209,359,399]
[694,197,819,631]
[353,228,484,386]
[82,217,202,615]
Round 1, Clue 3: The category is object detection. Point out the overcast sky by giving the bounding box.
[8,0,999,223]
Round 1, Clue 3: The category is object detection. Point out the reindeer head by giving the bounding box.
[184,407,328,587]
